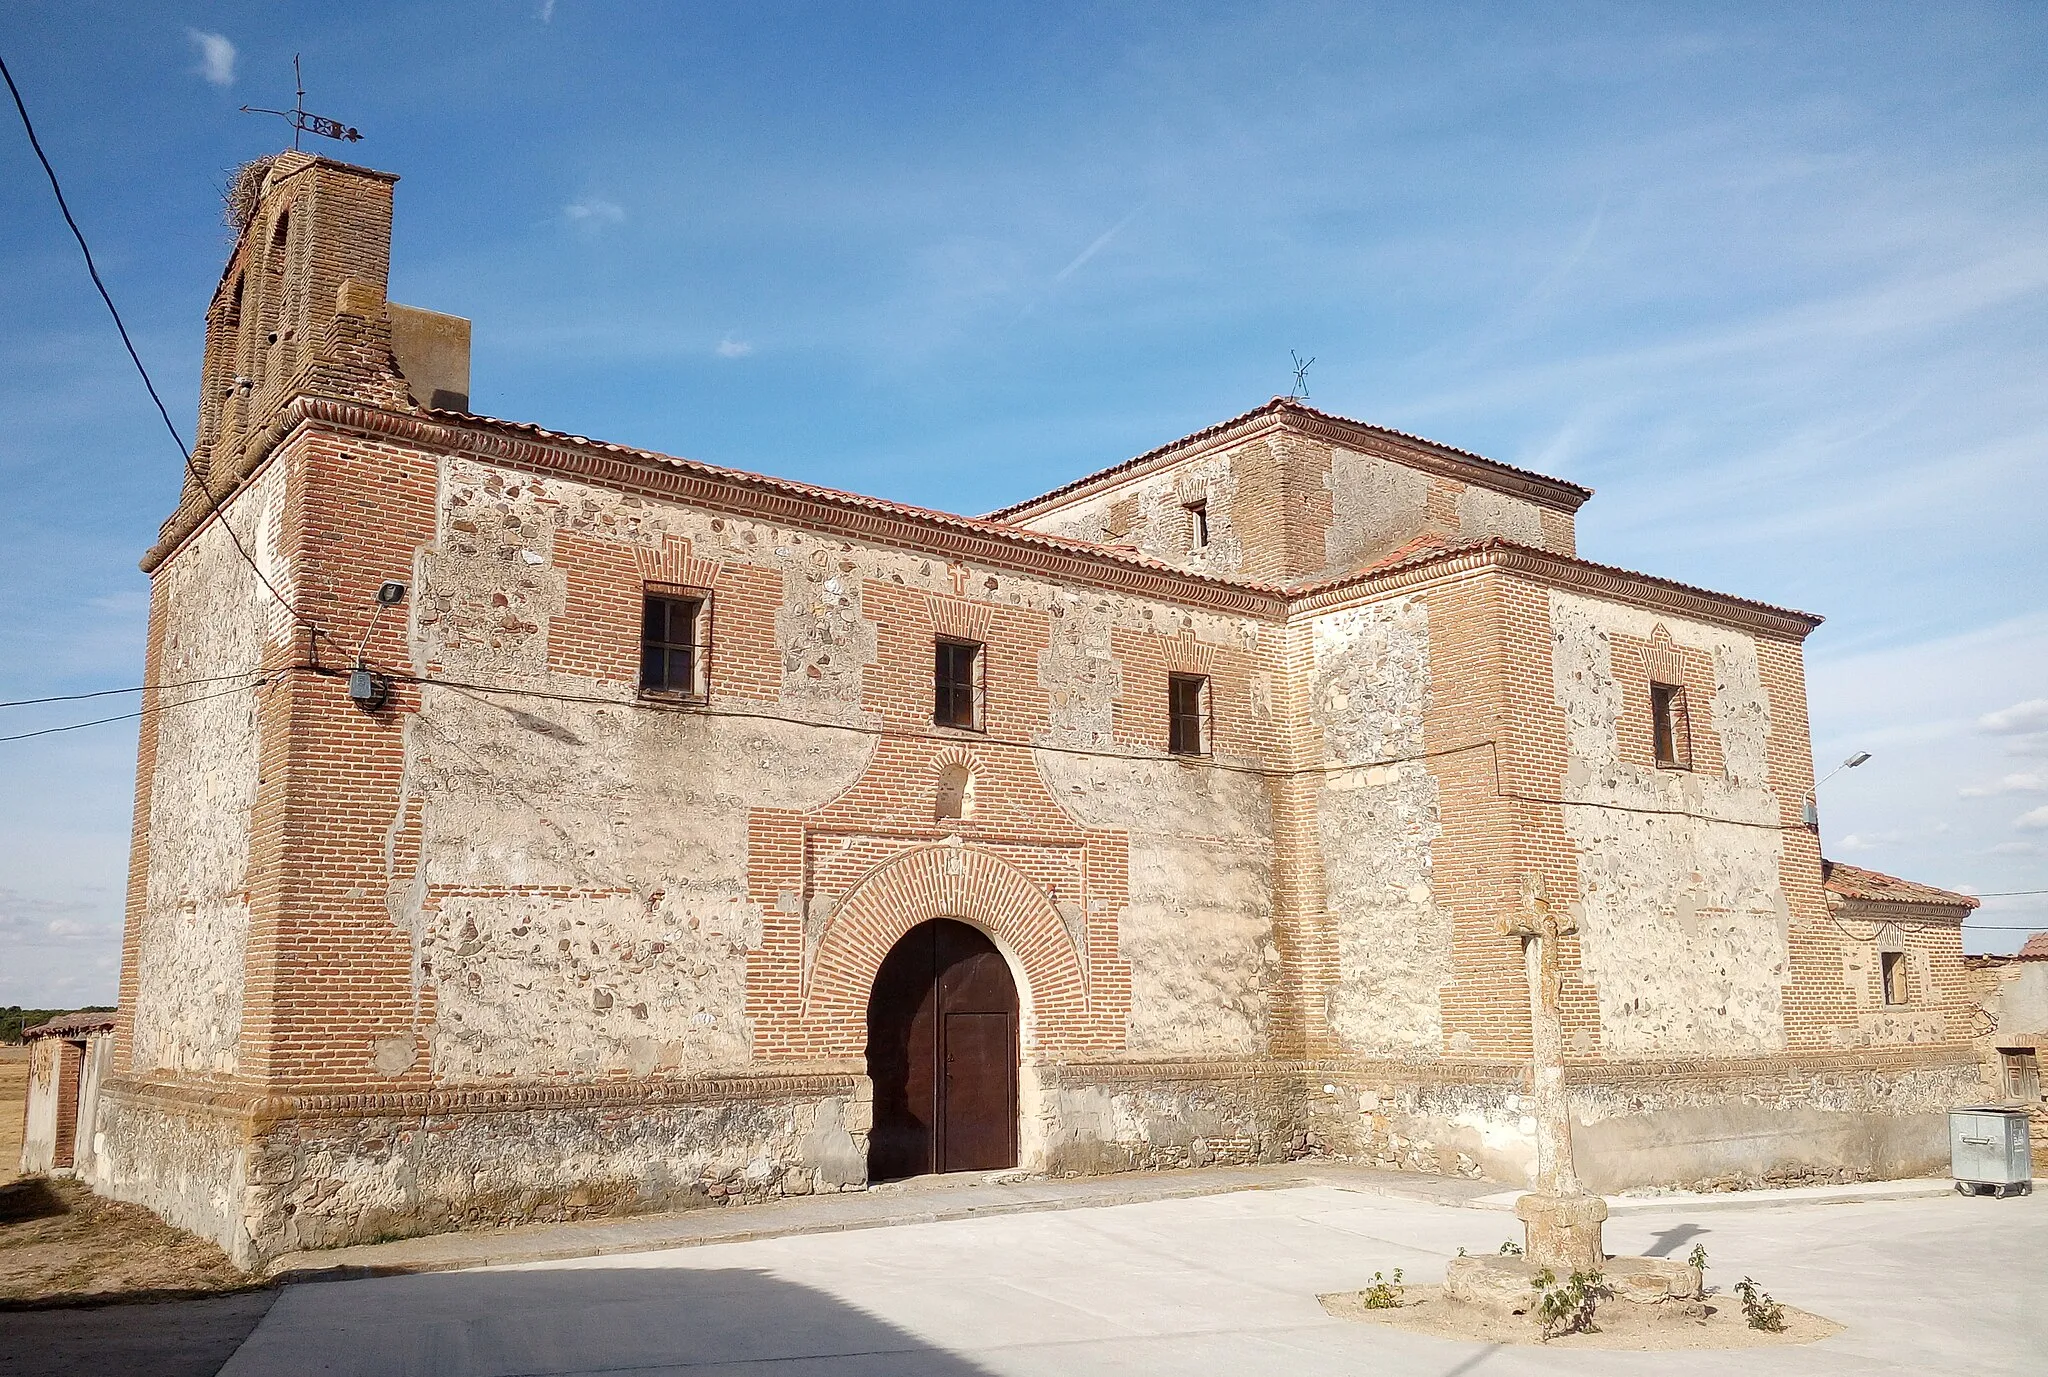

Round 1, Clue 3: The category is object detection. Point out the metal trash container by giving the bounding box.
[1950,1106,2034,1197]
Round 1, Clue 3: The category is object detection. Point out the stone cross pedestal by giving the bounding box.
[1502,876,1607,1275]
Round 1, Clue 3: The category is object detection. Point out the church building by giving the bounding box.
[93,152,1986,1267]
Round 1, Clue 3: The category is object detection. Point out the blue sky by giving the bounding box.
[2,2,2044,1005]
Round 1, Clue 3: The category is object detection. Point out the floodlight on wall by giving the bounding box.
[346,580,409,712]
[1803,751,1873,830]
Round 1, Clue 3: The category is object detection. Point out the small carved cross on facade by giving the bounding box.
[948,564,972,597]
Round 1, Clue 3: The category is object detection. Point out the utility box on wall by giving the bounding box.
[1950,1106,2033,1196]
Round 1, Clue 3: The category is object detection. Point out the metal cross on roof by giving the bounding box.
[1289,351,1314,400]
[240,54,362,149]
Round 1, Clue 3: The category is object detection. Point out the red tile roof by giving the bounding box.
[982,397,1593,522]
[1821,861,1980,910]
[424,406,1288,597]
[2018,932,2048,961]
[1291,536,1823,631]
[22,1009,117,1040]
[409,408,1815,633]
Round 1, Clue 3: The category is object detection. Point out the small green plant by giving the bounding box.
[1687,1243,1708,1273]
[1359,1268,1404,1309]
[1530,1267,1605,1340]
[1499,1239,1524,1256]
[1456,1246,1467,1257]
[1734,1276,1785,1332]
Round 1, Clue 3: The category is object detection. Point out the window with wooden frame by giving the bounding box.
[640,590,710,699]
[1880,949,1909,1006]
[2001,1049,2042,1103]
[1168,673,1209,756]
[1650,681,1692,770]
[1185,499,1209,552]
[934,639,984,730]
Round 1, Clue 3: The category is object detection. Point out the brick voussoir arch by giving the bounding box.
[802,843,1088,1058]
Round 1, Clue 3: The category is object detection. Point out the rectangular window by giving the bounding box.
[1186,500,1209,551]
[640,592,707,697]
[934,639,983,730]
[1650,682,1692,770]
[1880,949,1909,1006]
[2001,1049,2042,1103]
[1168,673,1209,756]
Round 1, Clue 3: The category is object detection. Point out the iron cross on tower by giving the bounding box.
[1288,351,1314,400]
[240,54,363,149]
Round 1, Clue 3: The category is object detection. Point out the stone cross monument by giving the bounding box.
[1502,876,1607,1274]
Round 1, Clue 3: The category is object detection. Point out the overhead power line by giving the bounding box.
[0,673,277,743]
[0,668,275,709]
[0,50,323,639]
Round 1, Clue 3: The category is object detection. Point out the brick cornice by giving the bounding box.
[160,398,1294,617]
[1054,1044,1978,1087]
[1289,540,1823,640]
[103,1065,864,1129]
[1828,896,1972,927]
[140,401,1816,645]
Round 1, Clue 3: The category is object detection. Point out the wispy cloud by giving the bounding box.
[538,0,557,22]
[1961,772,2047,798]
[1053,205,1145,284]
[1981,698,2048,757]
[2016,806,2048,832]
[564,199,625,229]
[186,29,236,87]
[715,335,754,359]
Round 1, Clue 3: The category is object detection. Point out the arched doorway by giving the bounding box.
[866,918,1019,1181]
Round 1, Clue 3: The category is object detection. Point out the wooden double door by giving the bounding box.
[865,919,1019,1181]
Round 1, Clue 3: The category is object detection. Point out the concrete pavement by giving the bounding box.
[221,1180,2047,1376]
[265,1161,1500,1281]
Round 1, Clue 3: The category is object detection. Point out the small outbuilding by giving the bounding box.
[1971,933,2048,1173]
[19,1010,117,1177]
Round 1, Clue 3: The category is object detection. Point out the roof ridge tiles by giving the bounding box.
[413,406,1813,631]
[1820,859,1982,910]
[982,396,1593,522]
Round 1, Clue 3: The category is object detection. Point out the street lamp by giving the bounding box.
[1802,751,1871,829]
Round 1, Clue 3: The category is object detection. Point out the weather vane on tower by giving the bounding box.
[240,54,362,149]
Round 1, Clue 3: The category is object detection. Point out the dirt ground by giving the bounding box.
[0,1101,278,1377]
[0,1176,260,1308]
[1320,1284,1843,1349]
[1,1047,28,1185]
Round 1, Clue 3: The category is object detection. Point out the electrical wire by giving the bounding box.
[0,668,274,709]
[0,672,280,743]
[0,51,326,642]
[352,657,1820,832]
[8,656,2042,936]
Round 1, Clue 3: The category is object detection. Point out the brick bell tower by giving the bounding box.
[158,151,470,565]
[104,151,472,1264]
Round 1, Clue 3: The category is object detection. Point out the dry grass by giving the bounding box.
[0,1047,28,1186]
[0,1176,261,1308]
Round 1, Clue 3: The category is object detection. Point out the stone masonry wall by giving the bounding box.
[128,460,292,1078]
[1546,590,1792,1057]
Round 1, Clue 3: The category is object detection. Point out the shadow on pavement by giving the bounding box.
[218,1263,1002,1377]
[0,1290,280,1377]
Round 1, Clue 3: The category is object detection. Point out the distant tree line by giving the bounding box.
[0,1007,115,1044]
